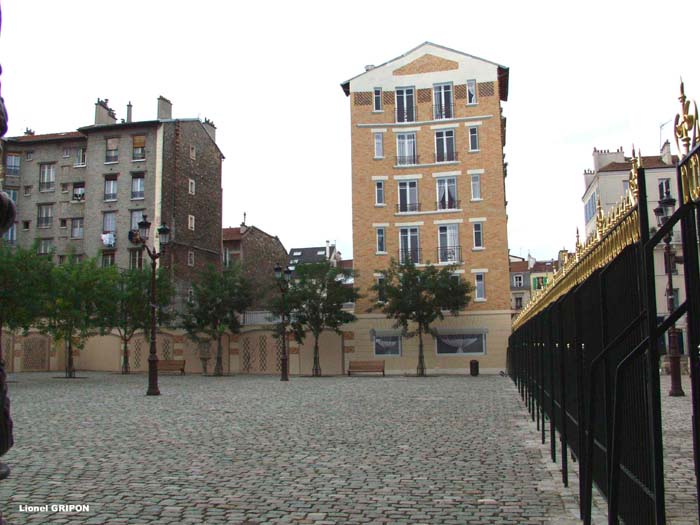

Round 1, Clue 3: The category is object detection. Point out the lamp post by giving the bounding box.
[274,263,292,381]
[654,193,685,397]
[130,214,170,396]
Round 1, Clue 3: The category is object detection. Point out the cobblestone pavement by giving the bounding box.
[0,372,695,524]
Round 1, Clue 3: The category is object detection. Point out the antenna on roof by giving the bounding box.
[659,119,673,150]
[242,212,247,226]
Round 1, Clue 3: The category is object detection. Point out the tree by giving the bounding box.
[181,264,251,376]
[38,257,116,378]
[0,243,52,364]
[371,259,472,376]
[101,267,174,374]
[283,262,359,377]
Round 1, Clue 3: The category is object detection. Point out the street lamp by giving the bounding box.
[654,192,685,397]
[129,214,170,396]
[274,263,292,381]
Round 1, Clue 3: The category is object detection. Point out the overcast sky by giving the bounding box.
[2,0,699,260]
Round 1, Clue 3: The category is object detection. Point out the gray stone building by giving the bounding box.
[1,96,224,306]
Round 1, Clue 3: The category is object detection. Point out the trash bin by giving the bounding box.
[470,360,479,377]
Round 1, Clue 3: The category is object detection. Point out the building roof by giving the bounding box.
[222,227,242,242]
[340,41,509,101]
[339,259,353,270]
[288,246,335,265]
[510,261,528,273]
[598,155,679,172]
[531,261,558,273]
[6,131,85,144]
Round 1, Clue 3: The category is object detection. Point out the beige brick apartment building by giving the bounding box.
[340,42,512,373]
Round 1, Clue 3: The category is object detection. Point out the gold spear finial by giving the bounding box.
[675,78,699,156]
[595,195,605,240]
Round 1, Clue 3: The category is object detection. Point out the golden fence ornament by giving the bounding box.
[675,80,700,203]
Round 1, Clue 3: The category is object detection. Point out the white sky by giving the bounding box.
[2,0,699,260]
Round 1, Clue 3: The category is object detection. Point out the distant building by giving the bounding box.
[1,96,224,306]
[287,242,342,270]
[509,255,530,315]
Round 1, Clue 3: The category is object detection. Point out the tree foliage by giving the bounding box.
[181,264,251,375]
[371,259,472,376]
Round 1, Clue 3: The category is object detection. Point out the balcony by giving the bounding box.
[437,245,462,263]
[397,202,421,213]
[396,154,419,166]
[399,248,421,265]
[37,217,53,228]
[395,106,416,123]
[437,199,460,211]
[433,103,454,120]
[435,151,458,163]
[39,181,55,192]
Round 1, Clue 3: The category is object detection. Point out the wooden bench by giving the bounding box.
[348,360,385,376]
[157,359,186,375]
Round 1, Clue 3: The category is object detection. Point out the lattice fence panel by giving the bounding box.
[23,335,49,371]
[242,338,251,372]
[454,84,467,99]
[353,92,372,105]
[478,82,495,97]
[259,336,267,372]
[383,91,395,105]
[417,88,431,103]
[276,337,283,372]
[134,339,142,369]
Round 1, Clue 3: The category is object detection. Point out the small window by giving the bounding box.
[58,255,66,265]
[475,273,486,300]
[373,88,383,112]
[187,250,195,266]
[75,147,87,167]
[473,223,484,248]
[23,185,32,197]
[71,218,84,239]
[26,151,34,161]
[373,132,383,159]
[59,219,67,228]
[102,252,115,268]
[105,138,119,163]
[132,135,146,161]
[376,227,386,253]
[129,249,144,270]
[374,334,400,356]
[376,275,387,302]
[468,127,479,152]
[515,296,523,309]
[317,250,325,256]
[189,178,196,195]
[188,214,195,231]
[22,220,30,230]
[38,239,53,255]
[131,174,144,199]
[72,182,85,201]
[61,183,70,193]
[471,174,482,200]
[375,181,385,205]
[292,251,302,256]
[466,80,477,105]
[189,145,196,160]
[513,274,523,287]
[658,178,671,200]
[622,179,630,195]
[104,177,118,201]
[62,147,70,158]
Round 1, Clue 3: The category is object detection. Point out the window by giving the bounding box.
[131,174,144,199]
[533,276,547,290]
[435,130,456,162]
[376,276,387,302]
[664,248,679,274]
[658,178,671,200]
[375,181,385,205]
[4,190,17,203]
[73,254,84,263]
[188,215,195,231]
[58,255,66,265]
[59,219,67,228]
[471,174,482,200]
[373,132,384,159]
[396,133,417,165]
[515,296,523,309]
[622,179,630,195]
[468,126,479,152]
[22,220,30,230]
[132,135,146,160]
[61,183,70,193]
[37,205,53,228]
[398,180,419,212]
[23,185,32,197]
[473,222,484,248]
[373,88,382,112]
[436,177,458,210]
[395,87,415,123]
[189,145,196,160]
[62,147,70,158]
[26,151,33,161]
[187,250,195,266]
[39,164,56,192]
[104,177,117,200]
[513,274,523,287]
[72,182,85,201]
[105,138,119,163]
[189,178,196,195]
[103,211,117,233]
[6,154,19,175]
[374,334,401,356]
[399,227,420,264]
[438,224,459,263]
[436,332,485,354]
[475,273,486,300]
[102,251,115,268]
[70,218,84,239]
[2,224,16,245]
[130,210,144,231]
[584,191,597,223]
[38,239,53,255]
[376,227,386,253]
[433,83,453,119]
[75,147,87,167]
[129,249,144,270]
[466,79,477,105]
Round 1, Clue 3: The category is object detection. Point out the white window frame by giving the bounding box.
[6,154,20,175]
[513,274,523,287]
[39,163,56,192]
[399,226,420,264]
[438,223,460,263]
[37,204,53,228]
[396,132,417,166]
[466,79,477,105]
[188,214,195,231]
[433,83,453,119]
[468,126,479,152]
[395,87,415,123]
[131,174,144,200]
[376,227,386,254]
[189,178,196,195]
[374,334,401,356]
[373,88,383,112]
[189,145,196,160]
[130,210,145,231]
[375,180,385,206]
[398,180,419,213]
[104,178,118,201]
[435,129,456,163]
[187,250,195,267]
[103,211,117,234]
[436,177,458,210]
[471,174,482,200]
[70,218,84,239]
[129,249,144,270]
[38,239,53,255]
[105,138,119,163]
[75,147,87,167]
[373,132,384,159]
[475,273,486,301]
[473,222,484,249]
[658,178,671,200]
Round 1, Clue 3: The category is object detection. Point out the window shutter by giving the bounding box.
[132,135,146,148]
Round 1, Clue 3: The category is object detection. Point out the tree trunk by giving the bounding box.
[417,328,426,377]
[66,337,75,379]
[0,318,4,366]
[122,338,130,374]
[312,334,321,377]
[214,334,223,376]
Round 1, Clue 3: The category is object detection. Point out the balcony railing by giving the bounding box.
[396,155,419,166]
[397,202,421,213]
[105,152,119,163]
[395,106,416,123]
[39,181,55,192]
[433,103,454,120]
[104,193,117,201]
[37,217,53,228]
[437,199,460,211]
[5,166,19,176]
[131,190,144,199]
[438,245,462,263]
[435,151,458,163]
[399,248,422,265]
[242,310,281,325]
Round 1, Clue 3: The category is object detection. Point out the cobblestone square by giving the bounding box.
[0,373,694,524]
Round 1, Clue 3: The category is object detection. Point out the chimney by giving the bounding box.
[95,98,117,125]
[157,96,172,120]
[325,240,330,260]
[660,140,673,165]
[126,102,133,123]
[592,146,625,171]
[202,118,216,142]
